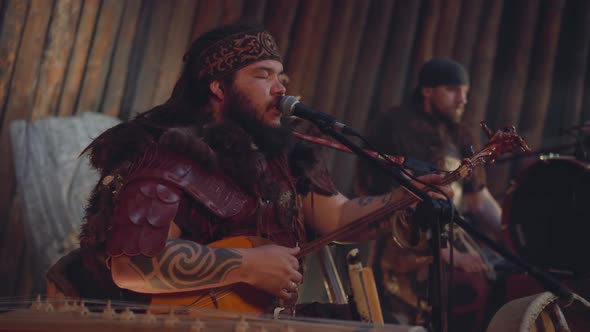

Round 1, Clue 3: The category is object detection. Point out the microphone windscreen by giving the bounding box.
[279,95,299,116]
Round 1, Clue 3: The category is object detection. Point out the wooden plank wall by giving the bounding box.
[1,0,589,297]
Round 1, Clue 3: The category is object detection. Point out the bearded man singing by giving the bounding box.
[50,25,450,320]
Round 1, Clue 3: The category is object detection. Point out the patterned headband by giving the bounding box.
[198,29,282,80]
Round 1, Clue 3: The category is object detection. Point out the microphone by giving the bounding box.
[279,95,360,136]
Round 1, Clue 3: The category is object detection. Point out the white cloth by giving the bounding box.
[10,112,120,274]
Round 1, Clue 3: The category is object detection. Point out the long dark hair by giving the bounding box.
[81,24,260,176]
[79,25,261,253]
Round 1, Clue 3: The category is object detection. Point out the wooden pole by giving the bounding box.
[461,0,504,148]
[330,1,371,121]
[516,0,565,172]
[452,0,484,68]
[0,0,29,126]
[264,0,299,58]
[0,0,52,297]
[74,0,125,115]
[191,0,222,40]
[544,0,590,146]
[408,0,441,90]
[0,196,26,296]
[377,0,421,111]
[30,0,82,119]
[434,0,462,57]
[283,0,329,101]
[57,0,101,116]
[221,0,244,25]
[101,0,142,117]
[486,0,540,196]
[0,0,29,298]
[242,0,266,24]
[297,0,332,105]
[330,0,395,194]
[325,0,371,171]
[127,0,175,116]
[311,0,356,115]
[151,0,198,107]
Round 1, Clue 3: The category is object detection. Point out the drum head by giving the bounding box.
[503,158,590,278]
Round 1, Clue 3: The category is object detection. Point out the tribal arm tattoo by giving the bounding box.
[124,239,243,292]
[357,196,376,207]
[336,189,406,241]
[352,190,396,208]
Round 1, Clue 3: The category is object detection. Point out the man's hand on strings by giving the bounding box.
[240,245,302,299]
[412,173,455,201]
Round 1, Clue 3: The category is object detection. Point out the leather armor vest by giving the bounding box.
[106,144,313,257]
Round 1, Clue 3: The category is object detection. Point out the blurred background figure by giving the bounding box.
[355,58,502,331]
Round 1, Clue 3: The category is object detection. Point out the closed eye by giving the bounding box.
[253,68,271,79]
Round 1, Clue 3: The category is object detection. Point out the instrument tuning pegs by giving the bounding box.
[42,300,55,313]
[190,319,205,332]
[120,307,135,321]
[164,309,179,327]
[78,301,90,316]
[480,121,494,139]
[235,316,249,332]
[102,300,116,320]
[57,300,71,312]
[143,309,157,324]
[30,295,43,311]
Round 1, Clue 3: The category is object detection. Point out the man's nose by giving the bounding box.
[272,79,286,95]
[459,93,468,105]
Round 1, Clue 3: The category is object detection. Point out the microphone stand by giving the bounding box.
[451,214,574,304]
[311,122,575,332]
[494,142,578,163]
[495,134,590,163]
[313,124,450,332]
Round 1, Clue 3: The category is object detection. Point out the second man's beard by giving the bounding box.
[224,88,293,156]
[432,105,463,125]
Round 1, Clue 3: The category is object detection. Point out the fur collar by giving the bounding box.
[202,120,261,191]
[85,118,325,194]
[161,120,330,195]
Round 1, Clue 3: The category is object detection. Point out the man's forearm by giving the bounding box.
[465,188,502,240]
[338,190,406,242]
[111,239,244,294]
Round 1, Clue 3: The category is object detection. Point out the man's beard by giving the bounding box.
[432,104,463,125]
[224,86,293,156]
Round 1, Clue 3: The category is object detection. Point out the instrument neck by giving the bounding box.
[296,168,464,259]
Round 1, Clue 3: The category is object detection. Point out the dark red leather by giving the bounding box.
[107,148,250,256]
[177,154,306,249]
[107,179,182,256]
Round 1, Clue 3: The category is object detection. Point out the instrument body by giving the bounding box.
[347,248,384,324]
[0,296,429,332]
[502,157,590,278]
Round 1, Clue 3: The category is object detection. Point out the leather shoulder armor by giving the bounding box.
[107,179,182,256]
[107,147,250,257]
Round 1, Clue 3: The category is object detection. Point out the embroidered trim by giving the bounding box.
[198,29,282,80]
